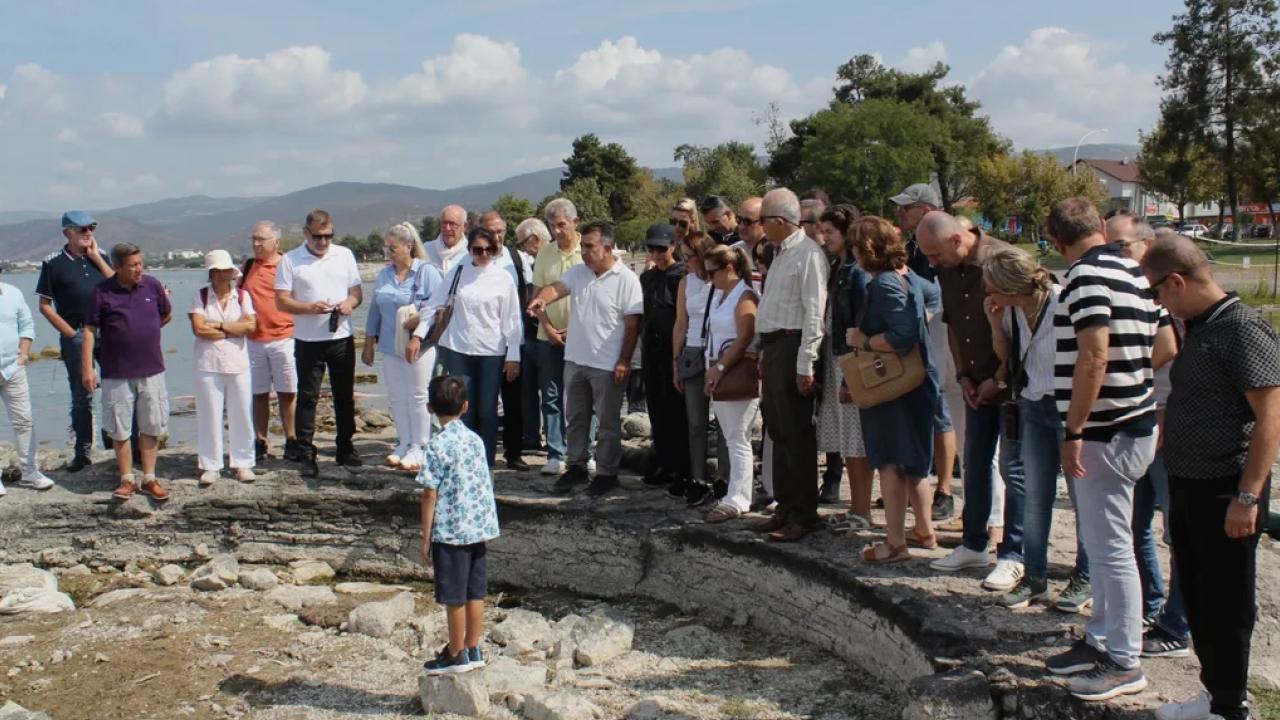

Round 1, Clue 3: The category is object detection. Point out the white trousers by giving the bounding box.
[195,370,254,471]
[712,397,760,513]
[0,367,37,474]
[383,349,434,456]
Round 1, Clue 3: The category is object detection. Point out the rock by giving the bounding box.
[263,584,337,611]
[110,495,155,519]
[62,564,92,577]
[238,568,279,591]
[548,614,583,659]
[661,624,717,655]
[732,609,749,627]
[491,608,554,654]
[358,408,392,427]
[49,650,71,665]
[0,636,33,648]
[474,655,548,698]
[153,564,185,586]
[299,604,349,629]
[334,581,412,595]
[570,610,633,667]
[38,547,78,568]
[263,614,302,632]
[523,691,600,720]
[902,670,997,720]
[88,588,151,607]
[620,413,652,440]
[418,672,490,717]
[0,564,56,596]
[0,701,52,720]
[192,543,211,560]
[288,560,334,585]
[625,697,696,720]
[348,592,415,638]
[190,554,240,592]
[0,588,74,615]
[94,653,110,663]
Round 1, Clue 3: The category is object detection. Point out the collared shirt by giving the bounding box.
[35,246,111,329]
[558,261,643,372]
[999,285,1061,401]
[937,235,1003,384]
[241,254,293,342]
[1164,294,1280,479]
[0,284,35,371]
[417,419,500,546]
[367,260,441,357]
[88,274,171,380]
[417,263,523,361]
[189,286,255,374]
[424,236,468,275]
[532,239,583,341]
[755,229,829,375]
[274,243,362,343]
[471,246,531,344]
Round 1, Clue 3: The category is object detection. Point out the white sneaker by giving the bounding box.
[236,468,256,483]
[982,559,1025,592]
[587,459,597,475]
[1155,692,1211,720]
[199,470,219,486]
[541,458,563,476]
[930,545,992,572]
[0,480,6,496]
[18,470,54,490]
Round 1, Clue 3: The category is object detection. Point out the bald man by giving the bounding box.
[733,197,765,254]
[425,205,469,274]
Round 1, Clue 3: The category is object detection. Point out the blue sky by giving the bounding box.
[0,0,1182,211]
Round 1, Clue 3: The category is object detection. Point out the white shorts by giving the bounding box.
[102,373,169,441]
[249,338,298,395]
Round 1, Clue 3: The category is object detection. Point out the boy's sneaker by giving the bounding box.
[1045,638,1108,676]
[1067,657,1148,701]
[585,474,619,497]
[982,559,1025,592]
[283,438,302,462]
[17,470,54,490]
[931,546,992,573]
[552,465,589,494]
[1054,575,1093,613]
[467,646,486,668]
[931,491,955,521]
[1142,625,1192,658]
[999,577,1050,609]
[423,646,473,675]
[1155,692,1211,720]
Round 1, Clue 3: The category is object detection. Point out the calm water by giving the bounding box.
[4,268,383,449]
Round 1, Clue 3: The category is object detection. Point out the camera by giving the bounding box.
[1001,401,1020,442]
[328,309,341,333]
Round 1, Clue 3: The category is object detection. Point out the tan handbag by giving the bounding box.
[838,272,926,409]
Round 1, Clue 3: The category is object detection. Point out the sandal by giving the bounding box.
[704,503,742,524]
[907,530,938,550]
[860,542,911,565]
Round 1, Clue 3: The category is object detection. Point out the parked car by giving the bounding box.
[1177,223,1210,238]
[1253,224,1273,239]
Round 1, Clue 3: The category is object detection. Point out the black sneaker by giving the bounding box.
[685,482,714,507]
[1141,625,1191,658]
[302,452,320,478]
[818,479,841,504]
[255,439,269,462]
[336,452,363,467]
[1045,638,1108,676]
[466,645,486,668]
[999,577,1050,609]
[552,465,589,494]
[585,474,619,497]
[931,492,955,521]
[283,438,302,462]
[667,479,690,497]
[423,645,473,675]
[1053,574,1094,614]
[642,470,673,487]
[505,456,532,472]
[66,455,92,473]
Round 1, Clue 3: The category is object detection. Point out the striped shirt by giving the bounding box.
[755,229,829,375]
[1001,284,1060,402]
[1054,244,1164,440]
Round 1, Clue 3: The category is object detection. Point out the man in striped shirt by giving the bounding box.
[1042,198,1177,702]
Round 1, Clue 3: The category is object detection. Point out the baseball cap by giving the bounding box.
[889,184,942,208]
[644,224,677,247]
[61,211,96,229]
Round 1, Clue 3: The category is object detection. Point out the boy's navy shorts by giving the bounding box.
[432,541,487,606]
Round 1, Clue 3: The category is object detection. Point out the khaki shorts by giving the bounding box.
[249,338,298,395]
[101,373,169,441]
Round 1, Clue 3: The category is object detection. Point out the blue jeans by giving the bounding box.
[1019,396,1089,581]
[961,402,1026,561]
[441,348,505,466]
[1133,452,1190,638]
[60,330,94,457]
[519,342,542,450]
[534,340,567,460]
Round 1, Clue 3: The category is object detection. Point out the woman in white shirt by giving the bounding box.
[190,250,258,485]
[415,226,522,466]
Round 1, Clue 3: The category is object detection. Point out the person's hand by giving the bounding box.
[420,538,432,567]
[1226,499,1259,539]
[526,298,547,317]
[402,314,420,331]
[960,377,979,410]
[17,353,29,367]
[335,299,354,316]
[613,361,631,385]
[838,385,853,404]
[545,326,566,347]
[846,328,866,350]
[309,300,331,315]
[504,361,520,382]
[984,295,1001,317]
[88,236,100,256]
[82,368,98,392]
[975,378,1002,405]
[672,360,685,393]
[361,345,375,367]
[796,374,815,396]
[1061,438,1084,478]
[405,336,421,364]
[705,365,723,394]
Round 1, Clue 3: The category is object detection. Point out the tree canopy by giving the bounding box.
[562,134,641,222]
[673,141,767,205]
[971,151,1110,240]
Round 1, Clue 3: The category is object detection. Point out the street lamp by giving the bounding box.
[1071,128,1110,175]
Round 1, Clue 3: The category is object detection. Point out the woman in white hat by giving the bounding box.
[189,249,258,485]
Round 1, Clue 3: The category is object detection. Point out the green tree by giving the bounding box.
[1138,121,1223,224]
[538,178,612,227]
[972,151,1110,240]
[673,141,767,204]
[614,170,686,250]
[419,215,440,241]
[1241,85,1280,220]
[561,134,641,222]
[1155,0,1280,234]
[491,193,536,230]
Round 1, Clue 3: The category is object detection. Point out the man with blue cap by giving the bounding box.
[35,211,115,472]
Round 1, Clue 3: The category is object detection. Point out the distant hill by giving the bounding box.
[0,166,685,259]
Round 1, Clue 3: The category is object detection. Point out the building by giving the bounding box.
[1071,158,1180,219]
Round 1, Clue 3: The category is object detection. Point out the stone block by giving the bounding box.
[570,610,633,667]
[491,608,554,654]
[190,554,240,592]
[902,670,996,720]
[263,584,337,611]
[347,591,415,638]
[523,691,600,720]
[418,672,489,717]
[238,568,279,591]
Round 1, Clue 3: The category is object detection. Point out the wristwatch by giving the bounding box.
[1064,429,1084,441]
[715,362,726,373]
[996,378,1008,390]
[1236,490,1260,507]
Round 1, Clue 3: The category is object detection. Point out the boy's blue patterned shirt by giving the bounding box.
[417,420,500,545]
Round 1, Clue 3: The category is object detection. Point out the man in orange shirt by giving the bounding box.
[243,221,299,461]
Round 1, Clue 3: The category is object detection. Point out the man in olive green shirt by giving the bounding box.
[530,198,584,476]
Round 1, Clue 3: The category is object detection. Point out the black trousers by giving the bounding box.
[1169,474,1269,720]
[760,331,818,525]
[642,342,690,478]
[295,337,356,454]
[500,371,524,461]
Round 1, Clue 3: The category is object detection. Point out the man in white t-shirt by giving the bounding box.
[274,209,364,477]
[526,221,642,497]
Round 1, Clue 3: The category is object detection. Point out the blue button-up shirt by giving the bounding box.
[366,260,442,357]
[417,420,501,546]
[0,283,35,371]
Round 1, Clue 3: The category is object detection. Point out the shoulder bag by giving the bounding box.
[837,273,926,409]
[394,265,429,358]
[676,286,715,380]
[422,265,464,347]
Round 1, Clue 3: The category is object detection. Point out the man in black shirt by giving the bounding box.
[34,211,115,471]
[1143,235,1280,720]
[639,224,691,489]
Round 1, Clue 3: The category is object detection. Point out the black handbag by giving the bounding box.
[677,288,715,380]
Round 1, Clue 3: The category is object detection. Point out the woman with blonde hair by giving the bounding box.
[363,221,442,471]
[671,198,701,244]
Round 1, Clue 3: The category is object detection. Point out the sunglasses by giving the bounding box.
[738,217,759,226]
[668,218,690,230]
[1149,272,1181,291]
[72,225,97,234]
[705,265,726,274]
[310,232,335,241]
[470,245,500,257]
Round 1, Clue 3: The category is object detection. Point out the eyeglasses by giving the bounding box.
[668,218,690,230]
[470,245,500,257]
[251,236,273,243]
[1149,272,1181,291]
[72,225,97,234]
[738,217,759,226]
[645,245,668,253]
[705,265,726,274]
[760,215,793,226]
[440,220,462,227]
[310,232,334,241]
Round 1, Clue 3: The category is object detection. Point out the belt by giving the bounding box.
[760,329,801,341]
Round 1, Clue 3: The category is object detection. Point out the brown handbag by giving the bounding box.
[423,265,464,346]
[710,341,760,401]
[837,272,926,409]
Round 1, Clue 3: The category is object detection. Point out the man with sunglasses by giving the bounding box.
[36,211,116,472]
[732,197,765,258]
[638,224,690,488]
[700,196,739,247]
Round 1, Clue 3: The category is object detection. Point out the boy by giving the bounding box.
[419,375,500,675]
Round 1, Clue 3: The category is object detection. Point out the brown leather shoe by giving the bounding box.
[112,479,137,501]
[140,479,170,502]
[768,520,823,543]
[751,515,787,533]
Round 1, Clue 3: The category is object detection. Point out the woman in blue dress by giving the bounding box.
[845,216,940,564]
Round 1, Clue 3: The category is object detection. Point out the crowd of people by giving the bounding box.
[2,184,1276,719]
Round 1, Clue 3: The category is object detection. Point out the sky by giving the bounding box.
[0,0,1182,212]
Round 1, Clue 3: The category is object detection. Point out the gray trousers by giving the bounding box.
[0,366,37,477]
[683,368,728,483]
[564,361,624,477]
[1076,432,1158,669]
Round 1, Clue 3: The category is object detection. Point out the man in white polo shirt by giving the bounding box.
[526,221,642,497]
[274,209,364,477]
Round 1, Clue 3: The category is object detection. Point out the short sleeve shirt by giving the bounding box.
[559,262,643,372]
[35,247,112,329]
[416,420,501,546]
[189,287,255,374]
[241,255,293,342]
[88,275,172,380]
[275,244,362,342]
[532,241,582,340]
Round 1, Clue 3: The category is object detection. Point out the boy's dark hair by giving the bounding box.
[429,376,468,416]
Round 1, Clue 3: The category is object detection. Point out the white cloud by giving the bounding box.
[380,34,527,107]
[97,112,145,139]
[161,46,366,126]
[54,128,82,144]
[0,64,68,119]
[557,37,661,92]
[899,42,947,73]
[57,160,83,173]
[0,84,6,101]
[969,27,1159,148]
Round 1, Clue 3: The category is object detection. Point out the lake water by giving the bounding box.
[4,267,384,449]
